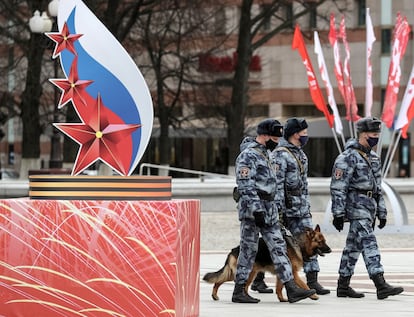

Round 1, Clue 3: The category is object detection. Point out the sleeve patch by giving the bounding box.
[239,167,250,178]
[334,168,343,179]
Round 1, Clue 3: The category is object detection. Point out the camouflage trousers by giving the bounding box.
[284,215,320,273]
[339,219,384,277]
[235,219,293,284]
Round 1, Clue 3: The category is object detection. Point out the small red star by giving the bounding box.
[46,22,83,58]
[50,56,93,111]
[54,94,141,176]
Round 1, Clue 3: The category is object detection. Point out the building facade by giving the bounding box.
[1,0,414,177]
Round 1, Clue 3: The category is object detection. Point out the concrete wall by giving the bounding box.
[2,177,413,226]
[172,178,414,227]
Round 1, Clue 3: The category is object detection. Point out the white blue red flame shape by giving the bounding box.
[47,0,153,176]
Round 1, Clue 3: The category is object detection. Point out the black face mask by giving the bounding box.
[265,139,278,151]
[367,137,379,148]
[299,135,309,147]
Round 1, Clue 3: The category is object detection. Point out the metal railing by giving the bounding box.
[138,163,235,181]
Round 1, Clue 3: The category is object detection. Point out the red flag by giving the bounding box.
[401,99,414,138]
[292,24,334,128]
[329,14,346,100]
[382,13,411,128]
[339,16,360,122]
[314,31,343,135]
[395,66,414,138]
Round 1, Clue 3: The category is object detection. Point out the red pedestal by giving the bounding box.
[0,198,200,317]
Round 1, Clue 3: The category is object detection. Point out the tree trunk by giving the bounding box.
[158,102,171,170]
[19,32,45,178]
[63,105,80,165]
[228,0,253,169]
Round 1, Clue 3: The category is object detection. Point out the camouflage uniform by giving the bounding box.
[330,138,386,277]
[235,136,293,284]
[272,137,319,273]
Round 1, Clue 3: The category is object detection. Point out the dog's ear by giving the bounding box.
[315,224,321,232]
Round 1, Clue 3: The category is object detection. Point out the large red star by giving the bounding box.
[46,22,83,58]
[50,56,94,112]
[54,94,141,176]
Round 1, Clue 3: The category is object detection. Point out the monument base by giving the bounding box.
[0,198,200,317]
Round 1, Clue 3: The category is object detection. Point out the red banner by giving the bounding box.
[329,15,346,109]
[339,16,360,122]
[394,66,414,138]
[382,13,411,128]
[292,24,334,128]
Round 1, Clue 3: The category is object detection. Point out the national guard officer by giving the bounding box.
[232,118,315,304]
[250,119,284,294]
[330,117,404,299]
[272,117,330,295]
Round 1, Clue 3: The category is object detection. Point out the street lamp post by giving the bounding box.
[29,0,62,169]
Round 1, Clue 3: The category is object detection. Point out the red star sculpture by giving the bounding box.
[54,94,141,176]
[46,22,83,58]
[50,56,94,112]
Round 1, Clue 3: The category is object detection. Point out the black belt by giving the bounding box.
[258,191,274,201]
[353,189,378,199]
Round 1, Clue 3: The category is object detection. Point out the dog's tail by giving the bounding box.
[202,251,236,284]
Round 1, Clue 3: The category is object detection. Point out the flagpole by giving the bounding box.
[381,128,396,173]
[383,130,402,178]
[332,128,342,153]
[376,124,385,155]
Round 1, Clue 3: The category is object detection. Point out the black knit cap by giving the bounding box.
[283,117,308,139]
[257,119,283,137]
[356,117,382,133]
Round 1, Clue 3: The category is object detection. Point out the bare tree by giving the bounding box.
[135,0,224,167]
[0,0,157,176]
[227,0,331,169]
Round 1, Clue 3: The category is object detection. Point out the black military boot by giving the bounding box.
[251,272,273,293]
[284,280,316,303]
[306,271,330,295]
[232,283,260,303]
[371,273,404,300]
[337,275,364,298]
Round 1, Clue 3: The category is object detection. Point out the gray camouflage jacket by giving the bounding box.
[272,138,310,218]
[235,136,278,225]
[330,138,387,221]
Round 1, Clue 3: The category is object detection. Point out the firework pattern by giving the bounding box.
[0,199,200,316]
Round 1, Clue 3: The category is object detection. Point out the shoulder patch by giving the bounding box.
[239,167,250,178]
[334,168,343,180]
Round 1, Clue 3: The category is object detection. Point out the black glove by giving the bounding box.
[253,212,266,228]
[378,218,387,229]
[232,186,240,202]
[333,216,344,232]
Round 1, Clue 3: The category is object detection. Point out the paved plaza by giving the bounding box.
[199,211,414,316]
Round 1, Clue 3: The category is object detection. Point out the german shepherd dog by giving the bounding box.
[203,224,331,302]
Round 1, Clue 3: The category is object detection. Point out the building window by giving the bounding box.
[285,3,293,28]
[380,88,386,111]
[214,8,226,35]
[246,104,269,118]
[381,28,391,54]
[309,3,317,29]
[261,4,271,31]
[357,0,366,26]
